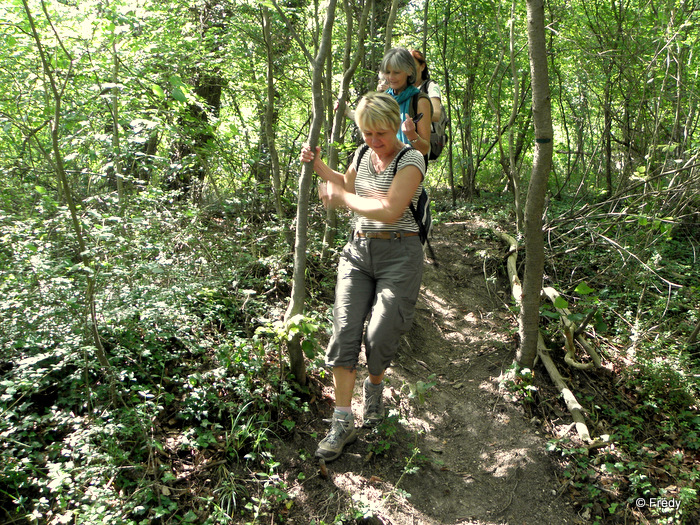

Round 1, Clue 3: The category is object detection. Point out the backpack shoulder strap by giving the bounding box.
[411,93,419,117]
[355,144,370,171]
[359,144,407,175]
[393,146,411,172]
[392,147,423,227]
[412,91,433,118]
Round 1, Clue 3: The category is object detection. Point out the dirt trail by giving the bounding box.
[284,221,582,524]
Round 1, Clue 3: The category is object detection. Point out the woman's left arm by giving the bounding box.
[427,81,442,122]
[403,97,432,157]
[430,97,442,122]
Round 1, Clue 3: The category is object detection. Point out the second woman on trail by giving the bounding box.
[300,92,426,462]
[411,48,443,124]
[380,47,432,159]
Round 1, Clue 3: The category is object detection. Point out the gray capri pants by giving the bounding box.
[325,234,424,376]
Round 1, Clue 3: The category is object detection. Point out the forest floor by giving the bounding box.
[276,220,585,524]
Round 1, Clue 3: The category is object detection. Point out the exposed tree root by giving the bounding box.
[537,333,591,442]
[495,229,593,443]
[543,286,602,370]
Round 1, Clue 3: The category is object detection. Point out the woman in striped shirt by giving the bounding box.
[300,92,426,461]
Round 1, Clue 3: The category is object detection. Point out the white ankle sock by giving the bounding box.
[334,407,352,418]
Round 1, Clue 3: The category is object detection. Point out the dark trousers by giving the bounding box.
[325,235,424,376]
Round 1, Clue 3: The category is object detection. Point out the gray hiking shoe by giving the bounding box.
[315,412,357,461]
[362,378,385,428]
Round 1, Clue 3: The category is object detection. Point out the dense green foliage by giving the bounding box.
[0,187,330,523]
[1,0,698,523]
[538,197,700,524]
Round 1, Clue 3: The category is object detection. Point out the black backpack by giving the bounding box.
[419,80,449,160]
[356,144,437,264]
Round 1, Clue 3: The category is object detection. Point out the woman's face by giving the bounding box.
[361,126,397,156]
[384,67,409,92]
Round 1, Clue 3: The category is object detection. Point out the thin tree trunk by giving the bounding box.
[604,75,613,197]
[384,0,399,52]
[322,0,371,260]
[439,0,456,206]
[421,0,429,53]
[275,0,338,386]
[688,316,700,347]
[111,37,125,202]
[262,8,286,229]
[507,0,524,230]
[517,0,554,368]
[22,0,116,399]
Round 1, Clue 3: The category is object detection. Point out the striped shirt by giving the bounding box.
[351,145,426,233]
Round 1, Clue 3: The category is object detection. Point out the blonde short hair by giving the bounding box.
[355,92,401,133]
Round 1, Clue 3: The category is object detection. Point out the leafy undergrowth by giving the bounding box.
[517,352,700,524]
[0,187,332,524]
[504,195,700,524]
[0,188,698,524]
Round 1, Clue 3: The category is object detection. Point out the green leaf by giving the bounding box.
[594,314,608,333]
[574,282,595,295]
[172,87,187,103]
[169,75,184,87]
[554,296,569,309]
[541,309,560,319]
[301,339,315,358]
[151,84,165,98]
[35,185,46,194]
[567,313,585,324]
[300,320,319,335]
[288,314,306,326]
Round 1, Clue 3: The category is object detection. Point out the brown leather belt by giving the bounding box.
[355,231,419,240]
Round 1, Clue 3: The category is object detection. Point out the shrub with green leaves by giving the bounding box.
[0,189,318,523]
